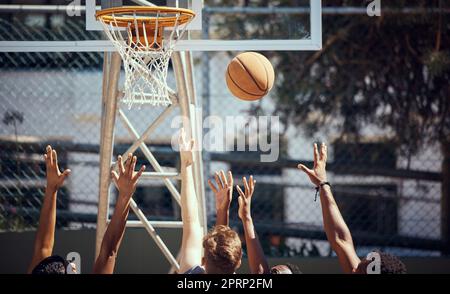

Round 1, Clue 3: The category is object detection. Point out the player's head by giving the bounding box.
[354,251,406,274]
[202,225,242,274]
[270,263,302,274]
[31,255,75,274]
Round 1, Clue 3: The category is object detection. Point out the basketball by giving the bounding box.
[226,52,275,101]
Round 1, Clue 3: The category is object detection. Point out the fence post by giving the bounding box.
[442,139,450,255]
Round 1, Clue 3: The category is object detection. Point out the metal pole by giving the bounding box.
[1,5,449,14]
[441,140,450,255]
[118,105,177,161]
[201,12,213,219]
[171,52,191,120]
[185,51,207,234]
[124,220,183,228]
[170,51,207,275]
[130,0,156,7]
[99,52,110,166]
[172,51,207,233]
[117,110,182,205]
[95,52,121,258]
[129,199,180,270]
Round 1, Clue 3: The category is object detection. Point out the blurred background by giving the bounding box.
[0,0,449,272]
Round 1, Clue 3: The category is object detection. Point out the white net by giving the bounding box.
[98,9,193,108]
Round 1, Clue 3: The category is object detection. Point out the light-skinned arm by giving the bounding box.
[236,176,270,274]
[178,128,203,274]
[298,143,360,273]
[28,146,71,273]
[93,153,145,274]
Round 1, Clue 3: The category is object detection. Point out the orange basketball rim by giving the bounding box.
[96,6,195,48]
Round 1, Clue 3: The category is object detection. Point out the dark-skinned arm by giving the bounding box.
[93,153,145,274]
[28,146,71,274]
[236,176,270,274]
[208,170,233,227]
[298,143,360,274]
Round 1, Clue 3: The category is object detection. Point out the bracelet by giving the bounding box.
[314,182,331,202]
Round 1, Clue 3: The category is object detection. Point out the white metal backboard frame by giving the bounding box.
[0,0,322,52]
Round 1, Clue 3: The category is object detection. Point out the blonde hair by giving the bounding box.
[203,225,242,274]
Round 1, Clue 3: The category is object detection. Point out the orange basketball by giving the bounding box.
[226,52,275,101]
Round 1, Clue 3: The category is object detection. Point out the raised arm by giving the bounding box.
[298,143,360,273]
[93,153,145,274]
[208,170,233,227]
[236,176,269,274]
[28,146,71,273]
[178,128,203,273]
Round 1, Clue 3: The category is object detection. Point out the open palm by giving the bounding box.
[208,170,233,211]
[44,145,70,190]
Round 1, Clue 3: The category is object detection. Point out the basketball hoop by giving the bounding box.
[96,6,195,107]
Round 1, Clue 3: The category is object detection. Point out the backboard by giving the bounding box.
[0,0,321,52]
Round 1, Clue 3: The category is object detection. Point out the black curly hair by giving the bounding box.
[31,255,69,274]
[377,251,407,274]
[284,263,302,274]
[270,263,302,274]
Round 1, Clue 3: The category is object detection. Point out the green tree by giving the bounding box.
[209,0,450,157]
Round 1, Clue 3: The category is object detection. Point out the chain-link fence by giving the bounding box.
[0,7,448,258]
[203,51,445,258]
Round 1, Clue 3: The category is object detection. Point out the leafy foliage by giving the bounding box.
[210,0,450,154]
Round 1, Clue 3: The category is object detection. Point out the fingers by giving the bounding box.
[44,154,49,166]
[243,176,249,196]
[313,143,319,167]
[249,175,255,194]
[208,179,218,194]
[52,150,60,175]
[179,128,195,154]
[132,165,146,183]
[298,164,314,176]
[125,153,132,176]
[111,170,119,187]
[236,185,245,198]
[118,155,125,175]
[219,170,228,187]
[213,171,233,191]
[46,145,53,166]
[298,163,309,173]
[130,156,137,177]
[237,195,244,208]
[52,150,58,168]
[62,169,71,178]
[319,143,324,160]
[322,143,328,162]
[111,168,119,180]
[214,172,224,189]
[227,171,233,186]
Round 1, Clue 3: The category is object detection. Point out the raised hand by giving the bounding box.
[179,128,195,167]
[298,143,363,273]
[298,143,328,186]
[236,175,268,274]
[111,153,146,200]
[236,176,256,221]
[28,146,70,273]
[208,170,233,212]
[44,145,71,191]
[94,153,145,274]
